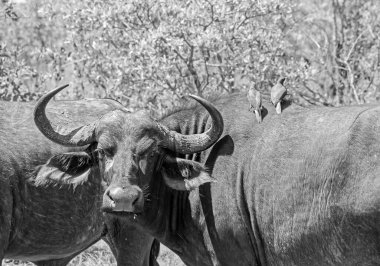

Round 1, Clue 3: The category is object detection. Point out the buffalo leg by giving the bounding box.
[33,256,75,266]
[148,240,160,266]
[0,179,12,261]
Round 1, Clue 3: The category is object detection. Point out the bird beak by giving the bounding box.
[276,102,282,114]
[255,109,262,123]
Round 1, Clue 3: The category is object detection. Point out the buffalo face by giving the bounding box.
[34,85,224,215]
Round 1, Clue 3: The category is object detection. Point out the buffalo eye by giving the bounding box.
[96,147,114,159]
[96,148,106,160]
[181,167,190,178]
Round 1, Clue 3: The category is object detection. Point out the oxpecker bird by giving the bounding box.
[247,87,262,123]
[271,77,287,114]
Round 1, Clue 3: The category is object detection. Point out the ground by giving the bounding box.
[2,241,185,266]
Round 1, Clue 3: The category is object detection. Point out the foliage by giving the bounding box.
[0,0,69,101]
[61,0,294,114]
[2,0,379,110]
[2,0,291,113]
[288,0,380,105]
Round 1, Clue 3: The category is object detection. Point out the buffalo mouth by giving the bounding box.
[101,205,143,215]
[101,194,144,218]
[101,205,143,220]
[102,209,141,217]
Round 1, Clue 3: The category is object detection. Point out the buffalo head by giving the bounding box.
[34,85,224,214]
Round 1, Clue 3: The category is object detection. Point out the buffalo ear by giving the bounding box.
[161,156,216,191]
[32,151,93,189]
[139,157,148,175]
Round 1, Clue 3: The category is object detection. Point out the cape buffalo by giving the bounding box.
[35,86,380,265]
[0,91,158,266]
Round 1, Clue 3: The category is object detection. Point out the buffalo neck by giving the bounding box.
[136,170,213,266]
[138,101,217,265]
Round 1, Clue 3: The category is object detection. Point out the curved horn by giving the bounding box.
[159,94,224,154]
[34,84,97,147]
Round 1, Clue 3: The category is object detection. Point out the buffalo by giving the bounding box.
[35,85,380,265]
[0,90,158,266]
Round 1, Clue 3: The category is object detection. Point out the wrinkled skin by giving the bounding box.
[105,94,380,266]
[105,217,159,266]
[31,86,223,266]
[36,90,380,266]
[0,99,158,266]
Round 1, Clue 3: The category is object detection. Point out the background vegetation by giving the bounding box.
[1,0,380,265]
[2,0,380,112]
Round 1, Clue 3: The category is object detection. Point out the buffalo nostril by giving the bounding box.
[106,190,114,201]
[132,195,139,207]
[107,187,124,202]
[131,190,143,212]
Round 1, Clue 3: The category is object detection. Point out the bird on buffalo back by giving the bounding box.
[247,87,262,123]
[271,77,287,114]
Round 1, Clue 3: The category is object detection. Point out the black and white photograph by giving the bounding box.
[1,0,380,265]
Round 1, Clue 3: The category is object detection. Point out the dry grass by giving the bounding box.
[2,241,185,266]
[157,245,185,266]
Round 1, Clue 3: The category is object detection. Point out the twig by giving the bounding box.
[345,63,360,104]
[206,63,233,68]
[302,80,329,102]
[178,34,202,95]
[345,30,366,62]
[200,0,215,31]
[201,46,210,91]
